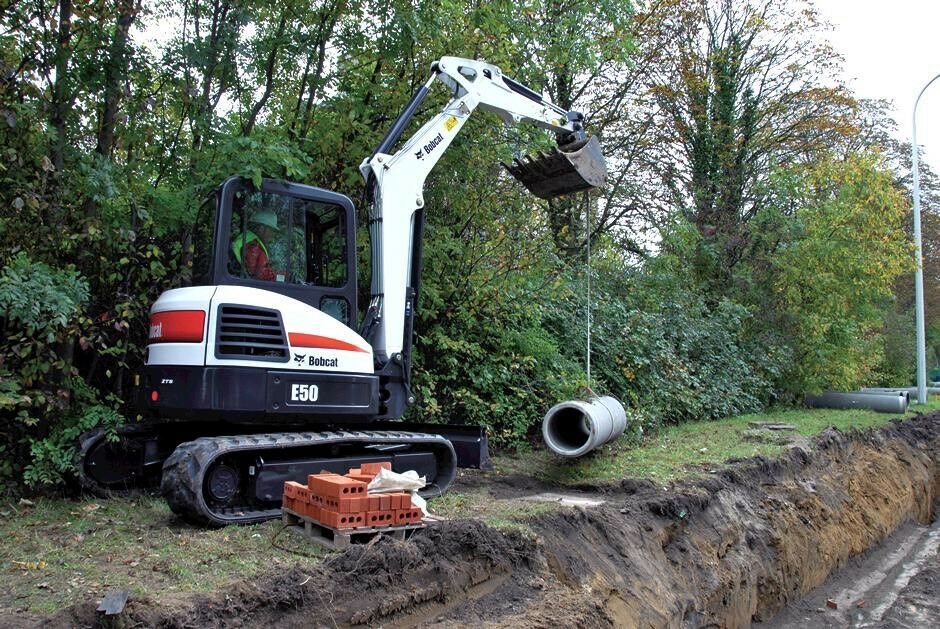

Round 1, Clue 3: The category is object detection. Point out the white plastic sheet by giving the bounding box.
[367,468,429,515]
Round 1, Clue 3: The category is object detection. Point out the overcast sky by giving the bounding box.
[820,0,940,165]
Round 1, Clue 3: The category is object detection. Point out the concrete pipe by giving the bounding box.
[804,391,909,414]
[542,396,627,457]
[860,386,940,398]
[859,388,911,404]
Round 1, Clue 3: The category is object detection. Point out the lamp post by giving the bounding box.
[911,74,939,405]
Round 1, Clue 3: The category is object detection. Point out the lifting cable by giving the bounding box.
[584,190,593,394]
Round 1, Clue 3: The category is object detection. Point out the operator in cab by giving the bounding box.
[231,210,287,282]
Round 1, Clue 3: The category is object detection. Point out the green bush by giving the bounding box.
[409,287,585,447]
[23,378,123,487]
[543,264,784,432]
[0,253,123,489]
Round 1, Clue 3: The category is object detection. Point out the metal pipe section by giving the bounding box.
[805,391,909,414]
[542,396,627,457]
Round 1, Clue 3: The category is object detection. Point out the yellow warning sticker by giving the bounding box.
[444,115,459,132]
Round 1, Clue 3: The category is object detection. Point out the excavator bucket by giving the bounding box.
[502,136,607,200]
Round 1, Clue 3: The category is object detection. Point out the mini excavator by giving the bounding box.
[78,56,606,525]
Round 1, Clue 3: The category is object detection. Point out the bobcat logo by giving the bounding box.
[293,353,306,366]
[414,150,424,160]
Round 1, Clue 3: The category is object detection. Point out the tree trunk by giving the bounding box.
[84,0,139,219]
[49,0,72,173]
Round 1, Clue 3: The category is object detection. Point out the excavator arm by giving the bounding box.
[358,56,606,363]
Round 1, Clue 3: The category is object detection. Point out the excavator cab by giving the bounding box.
[192,176,359,327]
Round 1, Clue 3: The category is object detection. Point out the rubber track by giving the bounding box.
[77,426,154,498]
[161,430,457,526]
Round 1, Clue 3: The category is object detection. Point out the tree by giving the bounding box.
[761,152,913,394]
[650,0,855,292]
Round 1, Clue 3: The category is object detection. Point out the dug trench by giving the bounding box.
[47,411,939,628]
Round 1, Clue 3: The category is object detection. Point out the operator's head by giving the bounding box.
[249,210,281,239]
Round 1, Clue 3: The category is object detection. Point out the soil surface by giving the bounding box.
[17,411,940,628]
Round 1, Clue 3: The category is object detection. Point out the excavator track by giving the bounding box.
[78,424,164,496]
[161,430,457,526]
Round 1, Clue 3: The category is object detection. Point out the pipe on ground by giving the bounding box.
[542,396,627,457]
[859,388,912,404]
[860,386,940,397]
[804,391,909,414]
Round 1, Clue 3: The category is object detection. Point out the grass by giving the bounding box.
[1,396,936,616]
[431,487,559,532]
[0,495,325,616]
[494,396,940,486]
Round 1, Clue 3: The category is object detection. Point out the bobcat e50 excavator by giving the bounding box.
[78,56,606,526]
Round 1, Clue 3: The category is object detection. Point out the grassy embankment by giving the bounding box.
[1,397,937,615]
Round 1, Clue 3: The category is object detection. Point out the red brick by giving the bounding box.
[310,495,366,514]
[366,511,395,528]
[283,481,300,499]
[313,475,366,499]
[313,504,325,520]
[388,492,411,510]
[317,508,365,529]
[347,467,362,476]
[307,472,347,494]
[379,494,392,510]
[367,495,381,511]
[335,496,366,514]
[361,461,392,475]
[394,508,422,525]
[345,474,375,484]
[291,485,311,505]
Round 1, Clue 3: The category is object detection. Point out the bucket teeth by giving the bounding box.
[502,136,607,200]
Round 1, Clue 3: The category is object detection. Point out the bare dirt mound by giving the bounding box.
[43,412,939,628]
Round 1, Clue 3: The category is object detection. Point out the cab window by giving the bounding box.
[227,189,348,288]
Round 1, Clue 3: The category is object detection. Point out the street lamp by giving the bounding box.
[911,74,939,404]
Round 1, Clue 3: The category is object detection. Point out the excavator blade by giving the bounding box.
[502,135,607,200]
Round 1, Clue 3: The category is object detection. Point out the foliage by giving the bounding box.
[0,0,929,487]
[0,254,90,486]
[759,153,913,394]
[544,236,785,432]
[23,379,125,487]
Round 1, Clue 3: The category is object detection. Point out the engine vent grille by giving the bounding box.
[215,305,288,362]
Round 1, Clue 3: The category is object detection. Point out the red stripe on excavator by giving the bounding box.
[288,332,370,353]
[149,310,206,343]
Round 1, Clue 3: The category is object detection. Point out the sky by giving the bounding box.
[819,0,940,165]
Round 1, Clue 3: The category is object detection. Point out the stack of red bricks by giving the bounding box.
[282,461,423,530]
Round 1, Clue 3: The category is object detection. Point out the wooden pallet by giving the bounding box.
[282,508,430,550]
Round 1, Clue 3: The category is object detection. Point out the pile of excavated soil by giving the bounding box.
[44,412,940,628]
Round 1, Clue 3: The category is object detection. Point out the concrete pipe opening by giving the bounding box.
[542,396,627,458]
